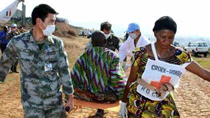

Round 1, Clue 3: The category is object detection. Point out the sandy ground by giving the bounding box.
[0,36,210,118]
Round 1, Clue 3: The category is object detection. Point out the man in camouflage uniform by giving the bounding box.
[7,23,20,73]
[0,4,74,118]
[85,21,122,52]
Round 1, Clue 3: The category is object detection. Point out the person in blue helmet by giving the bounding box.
[118,23,150,71]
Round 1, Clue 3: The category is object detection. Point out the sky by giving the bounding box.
[1,0,210,38]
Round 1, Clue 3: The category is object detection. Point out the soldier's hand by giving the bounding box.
[65,94,74,112]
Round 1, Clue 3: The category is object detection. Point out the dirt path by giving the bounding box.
[175,72,210,118]
[1,71,210,118]
[0,37,210,118]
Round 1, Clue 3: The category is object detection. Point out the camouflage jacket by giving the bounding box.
[105,34,122,51]
[85,34,122,51]
[0,31,73,109]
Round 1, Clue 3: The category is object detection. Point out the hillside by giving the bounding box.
[0,17,83,38]
[53,22,77,38]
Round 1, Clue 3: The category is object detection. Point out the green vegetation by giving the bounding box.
[68,55,74,68]
[192,56,210,69]
[0,77,15,83]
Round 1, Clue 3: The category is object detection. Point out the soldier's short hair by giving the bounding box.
[91,31,105,47]
[31,4,58,25]
[100,21,112,31]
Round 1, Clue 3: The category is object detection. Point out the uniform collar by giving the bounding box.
[25,29,54,44]
[45,36,55,44]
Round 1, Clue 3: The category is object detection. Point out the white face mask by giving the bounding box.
[129,33,137,39]
[42,25,55,36]
[105,33,111,39]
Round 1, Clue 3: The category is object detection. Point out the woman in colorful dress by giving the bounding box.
[71,31,127,117]
[119,16,210,118]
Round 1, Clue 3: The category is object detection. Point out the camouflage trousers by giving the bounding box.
[22,94,67,118]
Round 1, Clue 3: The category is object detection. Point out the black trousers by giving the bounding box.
[0,43,7,53]
[11,60,18,72]
[1,44,18,72]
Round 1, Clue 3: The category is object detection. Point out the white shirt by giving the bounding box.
[118,35,150,62]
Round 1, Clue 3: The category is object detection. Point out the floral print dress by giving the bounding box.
[127,46,191,118]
